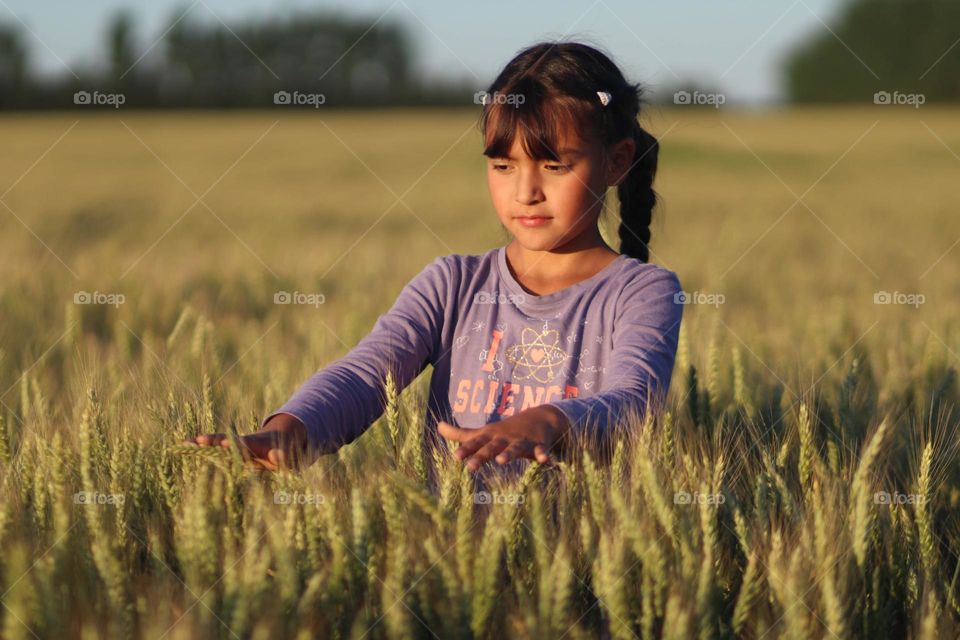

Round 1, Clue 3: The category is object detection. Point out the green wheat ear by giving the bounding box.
[168,444,235,461]
[171,444,254,481]
[170,444,230,458]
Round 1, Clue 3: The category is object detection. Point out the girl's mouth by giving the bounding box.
[515,216,551,228]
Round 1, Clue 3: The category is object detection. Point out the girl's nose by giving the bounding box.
[514,169,544,205]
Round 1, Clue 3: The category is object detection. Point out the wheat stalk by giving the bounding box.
[850,418,890,569]
[471,511,506,638]
[732,550,762,636]
[696,479,719,640]
[732,345,755,418]
[797,401,815,488]
[916,441,936,576]
[384,369,401,460]
[0,411,11,466]
[813,480,848,639]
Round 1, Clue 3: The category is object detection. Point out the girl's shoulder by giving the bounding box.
[618,255,682,288]
[426,248,500,282]
[608,256,684,317]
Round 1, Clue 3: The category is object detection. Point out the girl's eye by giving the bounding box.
[491,163,510,172]
[545,164,570,172]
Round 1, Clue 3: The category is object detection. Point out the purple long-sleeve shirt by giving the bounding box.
[261,246,684,468]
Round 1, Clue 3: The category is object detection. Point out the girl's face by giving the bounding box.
[485,128,634,252]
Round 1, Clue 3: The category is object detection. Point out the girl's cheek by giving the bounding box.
[487,177,507,201]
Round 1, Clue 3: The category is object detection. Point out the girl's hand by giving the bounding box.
[182,413,309,472]
[437,405,572,472]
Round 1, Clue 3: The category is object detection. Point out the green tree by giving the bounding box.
[783,0,960,102]
[0,23,27,108]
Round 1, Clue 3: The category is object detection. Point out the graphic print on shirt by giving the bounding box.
[451,318,604,421]
[503,325,567,383]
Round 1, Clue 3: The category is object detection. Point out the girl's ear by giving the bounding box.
[606,136,636,187]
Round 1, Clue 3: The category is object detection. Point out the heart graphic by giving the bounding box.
[529,348,545,363]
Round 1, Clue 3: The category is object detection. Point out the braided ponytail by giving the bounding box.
[617,123,659,262]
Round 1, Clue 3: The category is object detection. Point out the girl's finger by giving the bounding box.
[533,444,552,464]
[237,435,299,472]
[234,434,275,464]
[437,421,473,442]
[467,438,510,471]
[496,440,533,465]
[194,433,227,447]
[454,433,492,460]
[245,457,276,472]
[268,448,292,470]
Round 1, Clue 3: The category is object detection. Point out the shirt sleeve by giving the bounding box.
[260,256,450,468]
[545,267,684,458]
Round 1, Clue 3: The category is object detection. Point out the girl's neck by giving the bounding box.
[505,229,620,296]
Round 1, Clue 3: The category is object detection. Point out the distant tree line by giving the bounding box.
[2,0,957,109]
[0,6,476,110]
[783,0,960,103]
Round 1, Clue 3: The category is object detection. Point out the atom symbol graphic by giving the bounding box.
[504,326,570,384]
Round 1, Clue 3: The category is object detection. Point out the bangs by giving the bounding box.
[480,91,594,162]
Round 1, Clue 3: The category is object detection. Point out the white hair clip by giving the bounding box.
[597,91,612,106]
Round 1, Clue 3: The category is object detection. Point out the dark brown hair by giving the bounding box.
[478,41,659,262]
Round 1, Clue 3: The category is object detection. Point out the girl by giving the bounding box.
[185,41,684,474]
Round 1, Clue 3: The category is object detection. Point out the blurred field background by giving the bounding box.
[2,106,958,384]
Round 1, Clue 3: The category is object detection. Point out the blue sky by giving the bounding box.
[0,0,845,104]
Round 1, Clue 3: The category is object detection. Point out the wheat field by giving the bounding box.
[0,107,958,638]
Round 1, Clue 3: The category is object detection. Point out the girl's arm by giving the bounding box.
[544,267,684,458]
[260,256,450,468]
